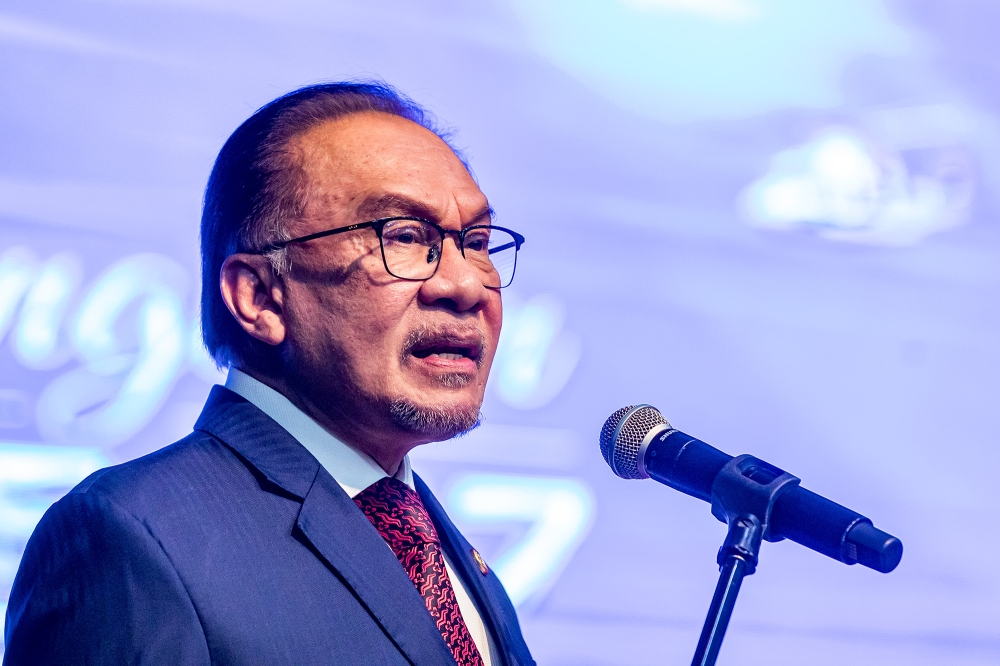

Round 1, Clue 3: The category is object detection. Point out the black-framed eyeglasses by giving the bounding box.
[258,216,526,289]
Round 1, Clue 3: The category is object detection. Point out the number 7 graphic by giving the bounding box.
[448,474,595,607]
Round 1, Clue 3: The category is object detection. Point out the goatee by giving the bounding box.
[387,400,483,440]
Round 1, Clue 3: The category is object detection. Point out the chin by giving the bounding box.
[387,399,482,440]
[375,364,486,438]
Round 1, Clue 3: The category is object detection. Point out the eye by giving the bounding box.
[383,220,434,245]
[463,229,491,253]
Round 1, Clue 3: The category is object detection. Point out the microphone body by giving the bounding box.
[601,406,902,573]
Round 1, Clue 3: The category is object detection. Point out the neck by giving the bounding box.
[233,364,414,474]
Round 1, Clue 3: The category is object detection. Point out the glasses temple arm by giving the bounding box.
[488,241,517,255]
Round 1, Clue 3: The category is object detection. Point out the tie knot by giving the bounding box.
[354,476,439,546]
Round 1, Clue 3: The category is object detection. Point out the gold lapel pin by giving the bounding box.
[471,548,489,576]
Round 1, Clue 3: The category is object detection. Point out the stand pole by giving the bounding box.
[686,454,799,666]
[690,512,765,666]
[690,555,748,666]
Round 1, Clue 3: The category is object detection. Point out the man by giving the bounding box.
[3,82,533,665]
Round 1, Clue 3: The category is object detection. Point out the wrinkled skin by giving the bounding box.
[220,112,502,473]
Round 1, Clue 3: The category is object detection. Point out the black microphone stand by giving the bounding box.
[690,455,801,666]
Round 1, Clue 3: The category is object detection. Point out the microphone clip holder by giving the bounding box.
[692,455,800,666]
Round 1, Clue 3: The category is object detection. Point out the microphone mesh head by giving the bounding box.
[599,405,670,479]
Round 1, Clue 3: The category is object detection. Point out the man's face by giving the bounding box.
[277,112,502,446]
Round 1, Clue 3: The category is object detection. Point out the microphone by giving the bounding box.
[600,404,902,573]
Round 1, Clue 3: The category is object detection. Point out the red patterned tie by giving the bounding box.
[354,477,485,666]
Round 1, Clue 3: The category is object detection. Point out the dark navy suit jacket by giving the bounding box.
[3,386,535,665]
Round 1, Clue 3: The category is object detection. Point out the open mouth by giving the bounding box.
[403,328,486,368]
[411,344,479,362]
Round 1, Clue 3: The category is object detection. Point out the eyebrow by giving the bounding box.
[355,193,494,227]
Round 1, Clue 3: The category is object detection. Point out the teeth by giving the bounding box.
[432,353,464,360]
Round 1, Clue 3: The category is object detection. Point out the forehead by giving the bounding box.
[290,112,486,220]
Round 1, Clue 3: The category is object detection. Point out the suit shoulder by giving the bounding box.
[67,430,248,518]
[6,442,213,665]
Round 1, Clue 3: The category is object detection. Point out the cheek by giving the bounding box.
[305,281,416,361]
[480,295,504,367]
[288,249,402,332]
[488,293,504,340]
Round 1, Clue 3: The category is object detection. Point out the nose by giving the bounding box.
[417,235,488,312]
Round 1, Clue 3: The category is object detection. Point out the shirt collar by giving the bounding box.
[224,367,413,498]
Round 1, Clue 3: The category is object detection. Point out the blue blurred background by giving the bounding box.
[2,1,999,663]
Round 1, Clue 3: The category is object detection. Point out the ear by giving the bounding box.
[219,254,287,346]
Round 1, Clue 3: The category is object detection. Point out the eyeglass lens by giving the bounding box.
[380,219,518,288]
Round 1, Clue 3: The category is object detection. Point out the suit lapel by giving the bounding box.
[296,469,457,666]
[195,387,456,666]
[415,475,535,666]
